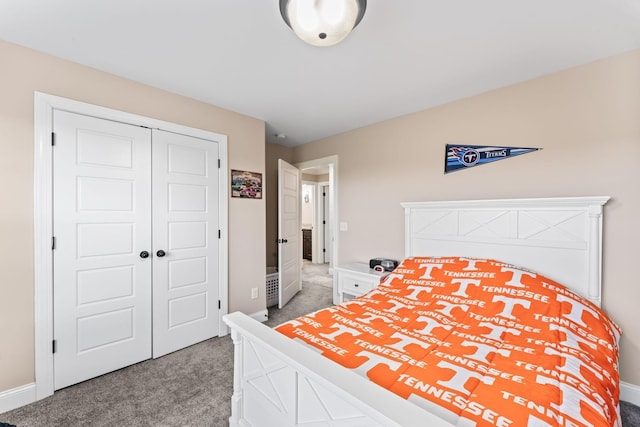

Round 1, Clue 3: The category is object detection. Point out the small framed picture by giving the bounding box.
[231,170,262,199]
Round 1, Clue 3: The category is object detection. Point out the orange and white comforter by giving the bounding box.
[276,257,622,427]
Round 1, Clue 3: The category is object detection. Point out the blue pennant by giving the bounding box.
[445,144,540,174]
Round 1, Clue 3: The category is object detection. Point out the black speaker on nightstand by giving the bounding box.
[369,258,398,271]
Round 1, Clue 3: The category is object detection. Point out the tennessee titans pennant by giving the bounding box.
[445,144,540,174]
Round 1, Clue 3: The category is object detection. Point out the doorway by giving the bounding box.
[295,156,339,303]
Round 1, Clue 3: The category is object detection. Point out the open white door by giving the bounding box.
[277,159,301,308]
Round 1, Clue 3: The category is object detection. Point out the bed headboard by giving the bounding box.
[401,196,609,307]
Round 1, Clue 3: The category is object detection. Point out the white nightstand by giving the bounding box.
[335,262,389,303]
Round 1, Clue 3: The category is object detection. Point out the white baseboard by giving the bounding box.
[249,309,269,323]
[0,383,36,414]
[621,381,640,406]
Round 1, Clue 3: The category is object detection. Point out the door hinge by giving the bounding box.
[51,132,56,146]
[218,300,221,309]
[218,229,221,239]
[218,159,221,169]
[52,236,56,250]
[52,340,57,354]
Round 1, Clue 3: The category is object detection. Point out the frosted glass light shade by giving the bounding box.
[280,0,366,47]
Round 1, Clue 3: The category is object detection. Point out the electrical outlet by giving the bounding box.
[339,222,348,231]
[251,287,258,299]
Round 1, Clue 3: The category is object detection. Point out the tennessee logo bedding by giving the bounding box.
[275,257,622,427]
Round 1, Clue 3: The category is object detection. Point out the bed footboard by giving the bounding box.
[223,311,452,427]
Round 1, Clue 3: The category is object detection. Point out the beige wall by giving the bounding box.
[265,143,295,268]
[0,40,266,393]
[293,49,640,386]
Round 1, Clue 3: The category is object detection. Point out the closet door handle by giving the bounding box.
[156,250,166,257]
[140,251,149,259]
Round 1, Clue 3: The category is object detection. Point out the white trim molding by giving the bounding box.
[33,92,229,405]
[621,381,640,406]
[0,383,36,414]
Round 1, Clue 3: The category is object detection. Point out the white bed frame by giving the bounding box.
[223,196,610,426]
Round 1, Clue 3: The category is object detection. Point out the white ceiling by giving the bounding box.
[1,1,639,147]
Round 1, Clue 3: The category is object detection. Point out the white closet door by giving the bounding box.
[151,129,220,358]
[53,110,152,390]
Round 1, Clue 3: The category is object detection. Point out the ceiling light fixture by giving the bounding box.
[280,0,367,47]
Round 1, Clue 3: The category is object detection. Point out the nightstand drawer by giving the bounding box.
[335,262,388,303]
[341,274,377,296]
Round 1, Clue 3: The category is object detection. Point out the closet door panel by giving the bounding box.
[52,110,152,390]
[152,129,220,358]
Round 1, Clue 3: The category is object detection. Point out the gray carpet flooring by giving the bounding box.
[622,401,640,427]
[1,263,333,427]
[300,260,333,288]
[2,261,639,426]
